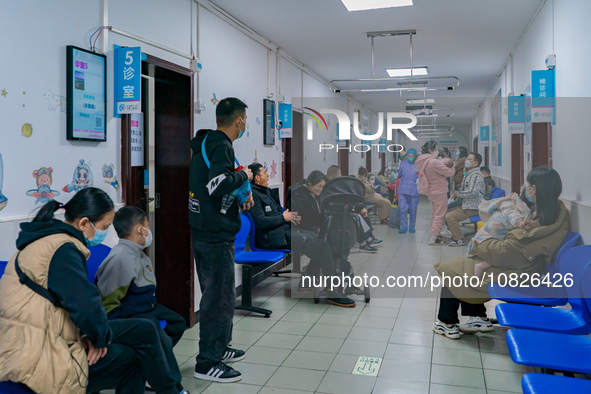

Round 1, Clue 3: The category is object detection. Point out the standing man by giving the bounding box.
[189,97,254,383]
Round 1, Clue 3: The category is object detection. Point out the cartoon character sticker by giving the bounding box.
[63,159,93,193]
[26,167,60,204]
[270,160,277,179]
[0,152,7,211]
[102,163,119,190]
[43,90,66,112]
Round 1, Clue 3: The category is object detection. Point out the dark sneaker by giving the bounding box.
[194,361,242,383]
[326,292,356,308]
[359,243,378,253]
[432,321,461,339]
[459,316,494,334]
[222,346,246,363]
[368,237,383,246]
[448,239,466,247]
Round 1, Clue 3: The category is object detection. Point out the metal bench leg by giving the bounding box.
[235,264,272,317]
[273,252,301,276]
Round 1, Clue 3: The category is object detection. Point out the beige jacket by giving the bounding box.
[0,234,90,393]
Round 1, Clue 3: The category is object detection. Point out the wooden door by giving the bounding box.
[366,150,372,172]
[511,134,524,193]
[338,142,349,176]
[484,146,489,167]
[532,122,552,168]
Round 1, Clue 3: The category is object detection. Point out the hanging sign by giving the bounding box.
[114,46,142,115]
[479,126,490,145]
[531,69,555,124]
[508,96,525,134]
[130,113,144,167]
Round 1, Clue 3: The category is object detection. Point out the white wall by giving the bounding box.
[471,0,591,240]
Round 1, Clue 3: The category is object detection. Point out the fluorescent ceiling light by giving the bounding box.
[386,67,428,77]
[341,0,413,12]
[407,98,435,104]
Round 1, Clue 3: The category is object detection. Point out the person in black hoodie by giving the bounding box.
[0,187,185,394]
[189,97,254,383]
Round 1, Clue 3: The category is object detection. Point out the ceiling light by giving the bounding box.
[386,67,428,77]
[407,98,435,104]
[341,0,413,12]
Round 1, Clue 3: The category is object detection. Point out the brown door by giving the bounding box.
[484,146,489,167]
[287,111,304,186]
[338,142,349,176]
[381,153,386,170]
[532,122,552,168]
[473,137,478,152]
[123,55,195,326]
[511,134,525,193]
[366,150,372,172]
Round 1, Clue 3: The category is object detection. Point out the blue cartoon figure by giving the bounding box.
[102,163,119,190]
[0,152,7,211]
[26,167,60,204]
[63,159,93,193]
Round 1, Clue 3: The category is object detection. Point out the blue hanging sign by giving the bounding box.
[278,103,292,128]
[508,96,525,134]
[531,69,555,124]
[114,45,142,115]
[378,138,387,153]
[479,126,490,144]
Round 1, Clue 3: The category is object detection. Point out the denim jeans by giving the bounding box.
[192,234,236,368]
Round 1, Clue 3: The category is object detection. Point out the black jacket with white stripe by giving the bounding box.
[189,129,247,242]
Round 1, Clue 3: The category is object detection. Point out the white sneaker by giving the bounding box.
[428,235,438,245]
[439,229,452,237]
[459,316,494,334]
[433,321,461,339]
[429,235,447,245]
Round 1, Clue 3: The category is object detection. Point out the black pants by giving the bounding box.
[437,286,487,325]
[128,304,186,391]
[87,319,179,394]
[192,235,235,369]
[290,229,336,277]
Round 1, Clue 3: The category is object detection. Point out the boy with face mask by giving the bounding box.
[96,206,188,393]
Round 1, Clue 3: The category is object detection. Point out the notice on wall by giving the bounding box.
[130,113,144,167]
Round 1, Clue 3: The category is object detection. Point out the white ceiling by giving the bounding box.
[209,0,544,132]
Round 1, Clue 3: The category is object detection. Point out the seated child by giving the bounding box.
[468,193,531,254]
[96,206,188,393]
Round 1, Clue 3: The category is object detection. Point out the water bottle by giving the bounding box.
[220,192,236,214]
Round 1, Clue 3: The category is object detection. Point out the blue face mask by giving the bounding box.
[86,222,108,247]
[525,187,534,203]
[408,157,415,164]
[237,118,246,139]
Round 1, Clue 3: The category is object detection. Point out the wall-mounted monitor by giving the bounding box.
[263,98,275,146]
[66,45,107,142]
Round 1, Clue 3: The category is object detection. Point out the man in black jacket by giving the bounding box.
[189,97,253,383]
[249,164,355,307]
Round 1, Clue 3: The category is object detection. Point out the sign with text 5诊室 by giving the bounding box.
[508,96,525,134]
[115,46,141,115]
[531,69,555,124]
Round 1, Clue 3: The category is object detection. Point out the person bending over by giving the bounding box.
[251,164,355,308]
[96,206,187,393]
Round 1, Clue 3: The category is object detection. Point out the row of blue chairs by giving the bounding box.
[489,232,591,392]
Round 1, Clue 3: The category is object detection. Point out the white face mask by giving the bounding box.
[464,159,473,168]
[140,226,153,249]
[432,149,439,157]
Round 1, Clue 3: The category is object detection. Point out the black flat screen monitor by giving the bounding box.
[66,45,107,141]
[263,99,275,145]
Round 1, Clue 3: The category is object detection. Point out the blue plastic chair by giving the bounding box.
[505,263,591,375]
[496,245,591,335]
[235,214,286,317]
[243,211,291,254]
[521,373,591,393]
[488,232,583,306]
[0,261,7,279]
[0,381,32,393]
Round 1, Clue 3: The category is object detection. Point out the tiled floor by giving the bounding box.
[124,199,536,393]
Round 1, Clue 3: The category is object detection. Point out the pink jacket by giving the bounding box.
[414,154,455,196]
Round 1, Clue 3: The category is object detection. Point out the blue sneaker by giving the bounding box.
[409,228,416,233]
[399,227,407,233]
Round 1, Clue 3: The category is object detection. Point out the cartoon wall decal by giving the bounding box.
[43,90,66,112]
[0,152,7,211]
[210,93,220,106]
[21,123,33,138]
[323,141,327,162]
[102,163,119,190]
[26,167,60,204]
[270,160,277,179]
[1,89,7,98]
[255,117,261,125]
[63,159,93,193]
[253,150,258,164]
[275,145,279,151]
